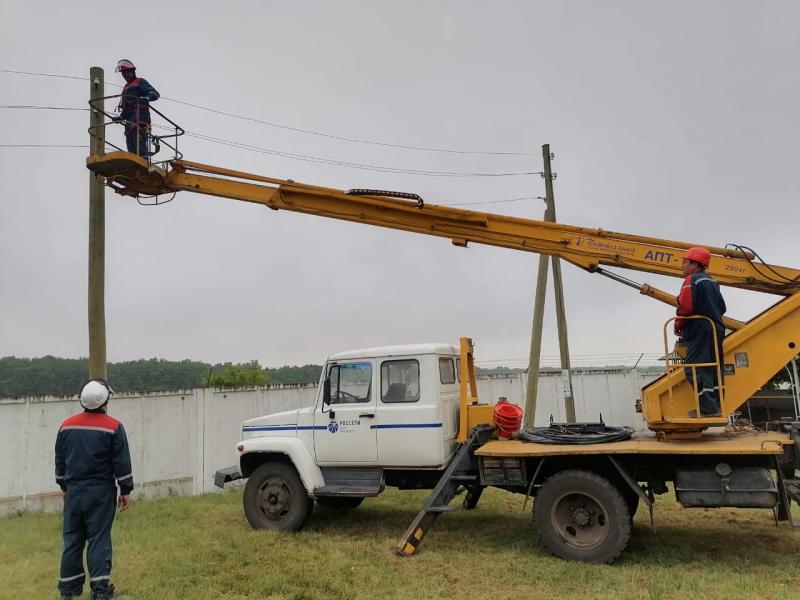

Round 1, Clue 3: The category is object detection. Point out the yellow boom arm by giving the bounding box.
[86,153,800,433]
[89,154,799,298]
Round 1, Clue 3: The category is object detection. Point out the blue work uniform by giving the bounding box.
[55,410,133,599]
[118,77,159,156]
[675,271,727,415]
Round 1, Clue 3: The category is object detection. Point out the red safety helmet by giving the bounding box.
[685,246,711,267]
[115,59,136,72]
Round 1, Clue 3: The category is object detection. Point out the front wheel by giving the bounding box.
[243,462,313,531]
[533,469,631,563]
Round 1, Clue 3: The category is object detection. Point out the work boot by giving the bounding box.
[688,409,722,418]
[91,582,114,599]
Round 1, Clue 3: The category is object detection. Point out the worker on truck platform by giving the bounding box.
[114,58,160,157]
[55,379,133,600]
[675,246,727,417]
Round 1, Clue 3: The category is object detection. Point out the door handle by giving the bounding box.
[359,413,375,418]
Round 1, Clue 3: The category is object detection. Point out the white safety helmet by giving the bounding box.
[79,379,114,410]
[115,59,136,72]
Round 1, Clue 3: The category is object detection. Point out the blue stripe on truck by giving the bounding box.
[242,423,443,432]
[370,423,443,429]
[242,425,327,432]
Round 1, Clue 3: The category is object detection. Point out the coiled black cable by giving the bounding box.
[516,422,634,445]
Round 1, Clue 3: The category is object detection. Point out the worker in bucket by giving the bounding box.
[674,246,727,417]
[114,58,160,157]
[55,379,133,600]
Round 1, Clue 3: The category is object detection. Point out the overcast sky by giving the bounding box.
[1,1,798,369]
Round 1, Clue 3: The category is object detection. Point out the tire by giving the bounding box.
[315,496,365,509]
[533,469,631,564]
[243,462,313,531]
[621,487,640,522]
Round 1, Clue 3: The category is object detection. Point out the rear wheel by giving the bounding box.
[243,462,313,531]
[315,496,365,509]
[621,487,640,522]
[533,469,631,563]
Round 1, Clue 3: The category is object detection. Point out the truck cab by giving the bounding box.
[226,343,465,530]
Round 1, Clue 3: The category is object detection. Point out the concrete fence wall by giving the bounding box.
[0,370,659,516]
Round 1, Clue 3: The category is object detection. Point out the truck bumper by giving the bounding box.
[214,465,243,489]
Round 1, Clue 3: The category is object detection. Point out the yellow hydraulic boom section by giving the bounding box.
[86,152,800,435]
[88,153,800,299]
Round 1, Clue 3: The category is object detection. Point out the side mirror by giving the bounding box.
[322,377,331,406]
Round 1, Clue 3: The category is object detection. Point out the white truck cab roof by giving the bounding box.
[327,343,459,361]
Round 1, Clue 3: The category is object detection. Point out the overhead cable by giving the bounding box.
[446,196,543,206]
[0,104,88,111]
[0,67,535,156]
[164,96,535,156]
[0,144,89,148]
[0,68,88,82]
[184,130,541,177]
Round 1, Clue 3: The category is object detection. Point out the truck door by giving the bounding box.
[314,361,378,464]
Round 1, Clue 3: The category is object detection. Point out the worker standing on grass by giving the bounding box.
[114,58,160,157]
[674,246,727,417]
[55,379,133,600]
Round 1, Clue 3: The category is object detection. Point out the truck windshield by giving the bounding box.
[328,362,372,404]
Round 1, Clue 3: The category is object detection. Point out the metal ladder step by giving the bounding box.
[395,424,494,557]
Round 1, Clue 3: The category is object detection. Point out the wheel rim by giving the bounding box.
[550,490,610,550]
[256,477,293,522]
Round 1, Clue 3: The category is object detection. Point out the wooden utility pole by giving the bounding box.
[88,67,107,379]
[523,144,576,426]
[544,146,576,423]
[523,250,549,427]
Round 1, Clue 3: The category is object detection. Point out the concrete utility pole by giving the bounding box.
[523,144,576,426]
[88,67,107,379]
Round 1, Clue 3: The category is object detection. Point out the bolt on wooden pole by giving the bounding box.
[88,66,107,379]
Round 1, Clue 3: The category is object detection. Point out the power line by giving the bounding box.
[184,130,541,177]
[0,67,535,156]
[0,144,88,148]
[0,104,88,111]
[164,96,535,157]
[446,196,544,207]
[0,102,540,176]
[476,352,664,369]
[0,138,542,204]
[0,68,88,82]
[0,104,540,176]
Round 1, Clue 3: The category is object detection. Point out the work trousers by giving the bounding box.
[125,125,152,157]
[58,485,116,599]
[683,322,725,415]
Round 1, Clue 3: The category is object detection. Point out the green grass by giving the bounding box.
[1,488,798,599]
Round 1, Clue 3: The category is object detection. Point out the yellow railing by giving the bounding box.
[663,315,725,418]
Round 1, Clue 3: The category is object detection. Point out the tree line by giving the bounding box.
[2,355,790,399]
[0,356,323,399]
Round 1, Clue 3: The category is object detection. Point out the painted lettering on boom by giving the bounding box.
[644,250,675,263]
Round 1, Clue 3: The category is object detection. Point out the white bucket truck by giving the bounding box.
[215,341,483,533]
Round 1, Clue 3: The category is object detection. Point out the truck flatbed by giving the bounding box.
[476,429,792,457]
